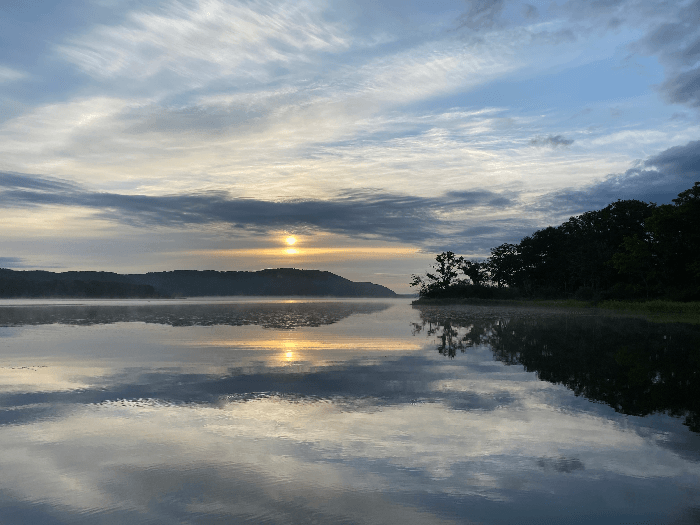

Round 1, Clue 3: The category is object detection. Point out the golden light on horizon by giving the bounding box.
[197,246,419,258]
[286,236,296,245]
[286,248,298,255]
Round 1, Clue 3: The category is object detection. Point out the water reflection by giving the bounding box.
[0,300,699,524]
[0,301,391,329]
[413,305,700,432]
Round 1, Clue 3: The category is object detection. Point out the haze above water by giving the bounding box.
[1,298,699,524]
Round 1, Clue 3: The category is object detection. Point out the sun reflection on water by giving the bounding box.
[283,341,297,362]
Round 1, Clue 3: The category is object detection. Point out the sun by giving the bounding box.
[286,236,296,245]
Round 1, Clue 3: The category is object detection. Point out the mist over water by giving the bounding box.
[0,298,699,524]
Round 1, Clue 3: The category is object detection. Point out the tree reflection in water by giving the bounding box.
[0,302,391,329]
[413,306,700,432]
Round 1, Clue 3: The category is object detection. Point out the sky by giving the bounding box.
[0,0,699,293]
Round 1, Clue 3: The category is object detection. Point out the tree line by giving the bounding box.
[0,268,397,298]
[0,277,159,299]
[412,182,700,301]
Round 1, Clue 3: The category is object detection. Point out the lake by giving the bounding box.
[0,298,699,524]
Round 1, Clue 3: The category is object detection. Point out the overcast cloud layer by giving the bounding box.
[0,0,699,291]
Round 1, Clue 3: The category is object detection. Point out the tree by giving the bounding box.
[411,251,464,296]
[641,182,700,299]
[487,243,521,288]
[562,199,654,293]
[460,259,487,286]
[610,234,657,298]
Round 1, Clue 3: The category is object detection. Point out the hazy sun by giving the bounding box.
[286,236,296,245]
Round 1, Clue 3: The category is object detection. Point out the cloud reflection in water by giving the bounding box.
[0,300,698,524]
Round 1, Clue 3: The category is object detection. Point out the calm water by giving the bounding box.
[0,298,699,524]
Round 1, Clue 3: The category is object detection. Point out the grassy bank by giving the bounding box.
[595,300,700,324]
[412,297,588,308]
[412,297,700,324]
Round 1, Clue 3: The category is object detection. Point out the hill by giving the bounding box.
[0,268,397,298]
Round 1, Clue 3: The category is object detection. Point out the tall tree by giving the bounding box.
[487,243,521,288]
[411,251,464,296]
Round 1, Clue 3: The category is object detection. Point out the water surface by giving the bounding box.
[0,298,699,524]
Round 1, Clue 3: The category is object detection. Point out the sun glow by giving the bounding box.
[286,248,298,255]
[283,341,297,362]
[286,236,296,245]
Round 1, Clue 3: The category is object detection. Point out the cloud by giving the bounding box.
[633,0,700,109]
[0,172,78,193]
[638,1,700,68]
[522,4,539,20]
[0,44,520,184]
[669,112,689,121]
[529,135,574,148]
[55,0,349,86]
[458,0,505,31]
[660,67,700,108]
[444,190,514,207]
[0,65,26,83]
[529,28,577,45]
[643,138,700,178]
[0,171,516,248]
[537,456,585,473]
[529,0,699,111]
[542,139,700,214]
[0,257,27,269]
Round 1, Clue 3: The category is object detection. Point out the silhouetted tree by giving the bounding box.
[645,182,700,299]
[460,259,488,286]
[485,243,519,288]
[412,183,699,300]
[411,251,464,296]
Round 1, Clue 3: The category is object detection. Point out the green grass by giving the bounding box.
[412,296,700,324]
[595,300,700,324]
[411,297,590,308]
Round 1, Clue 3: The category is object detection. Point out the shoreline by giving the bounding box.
[412,297,700,324]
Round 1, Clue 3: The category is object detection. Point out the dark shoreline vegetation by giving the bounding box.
[0,268,396,299]
[413,297,700,324]
[412,182,700,317]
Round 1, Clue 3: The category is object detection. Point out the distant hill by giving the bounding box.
[0,268,397,298]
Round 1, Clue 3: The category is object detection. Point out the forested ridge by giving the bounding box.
[0,268,396,298]
[412,182,700,301]
[0,273,161,299]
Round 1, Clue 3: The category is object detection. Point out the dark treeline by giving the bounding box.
[0,268,396,298]
[412,182,700,301]
[412,307,700,432]
[0,276,159,299]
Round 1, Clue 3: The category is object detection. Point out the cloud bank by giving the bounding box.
[0,171,515,249]
[529,135,574,148]
[544,139,700,212]
[2,139,697,258]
